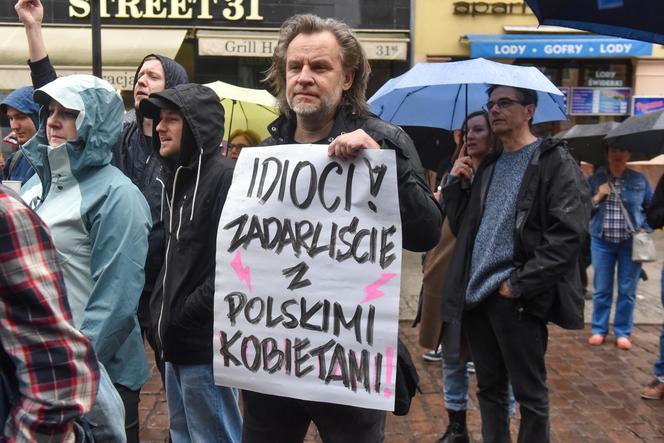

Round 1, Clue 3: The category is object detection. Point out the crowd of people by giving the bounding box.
[416,86,664,443]
[1,0,663,442]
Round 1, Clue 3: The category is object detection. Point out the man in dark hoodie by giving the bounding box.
[16,0,187,376]
[0,86,38,183]
[140,84,242,443]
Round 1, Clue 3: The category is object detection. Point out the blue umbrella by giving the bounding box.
[368,58,567,131]
[526,0,664,45]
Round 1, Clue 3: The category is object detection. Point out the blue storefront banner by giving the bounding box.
[467,34,652,59]
[633,97,664,115]
[570,87,631,116]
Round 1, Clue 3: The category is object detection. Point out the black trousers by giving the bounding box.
[242,391,386,443]
[464,294,550,443]
[115,384,140,443]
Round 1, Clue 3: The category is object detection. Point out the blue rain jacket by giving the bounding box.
[20,75,151,390]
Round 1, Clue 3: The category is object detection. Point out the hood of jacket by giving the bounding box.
[141,83,225,170]
[22,75,123,191]
[0,86,40,129]
[133,54,188,124]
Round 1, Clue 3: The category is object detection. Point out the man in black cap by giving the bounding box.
[140,84,242,443]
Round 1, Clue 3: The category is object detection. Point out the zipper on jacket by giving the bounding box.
[176,205,184,241]
[156,165,184,358]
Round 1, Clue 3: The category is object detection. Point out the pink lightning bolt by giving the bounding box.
[230,251,252,293]
[360,273,397,304]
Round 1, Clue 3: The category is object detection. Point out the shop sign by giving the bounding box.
[453,2,532,16]
[587,69,624,87]
[569,87,631,115]
[0,66,136,91]
[470,36,652,59]
[200,36,408,60]
[0,0,410,30]
[633,97,664,116]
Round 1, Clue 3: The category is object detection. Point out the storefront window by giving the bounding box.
[583,63,630,87]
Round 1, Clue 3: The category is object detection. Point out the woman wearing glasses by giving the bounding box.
[226,129,260,160]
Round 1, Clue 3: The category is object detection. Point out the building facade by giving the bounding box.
[413,0,664,132]
[0,0,411,97]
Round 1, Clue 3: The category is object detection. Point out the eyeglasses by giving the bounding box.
[228,143,247,150]
[482,98,526,112]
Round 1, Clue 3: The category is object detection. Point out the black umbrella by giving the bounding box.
[402,126,457,173]
[557,122,620,165]
[525,0,664,45]
[605,110,664,160]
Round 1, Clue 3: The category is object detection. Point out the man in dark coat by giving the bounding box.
[242,14,442,443]
[141,83,242,443]
[442,85,590,443]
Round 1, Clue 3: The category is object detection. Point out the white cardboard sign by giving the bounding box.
[213,144,402,411]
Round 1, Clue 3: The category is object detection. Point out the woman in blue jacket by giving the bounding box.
[20,74,151,441]
[588,146,653,350]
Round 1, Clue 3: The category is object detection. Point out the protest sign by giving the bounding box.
[213,144,402,411]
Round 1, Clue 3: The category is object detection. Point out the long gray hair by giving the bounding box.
[264,14,371,118]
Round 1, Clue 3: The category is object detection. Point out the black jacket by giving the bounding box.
[441,138,590,359]
[646,174,664,229]
[263,107,442,252]
[144,84,234,365]
[113,55,188,327]
[29,54,189,329]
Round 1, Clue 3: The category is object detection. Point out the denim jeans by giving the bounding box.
[655,267,664,378]
[442,357,517,416]
[442,357,469,411]
[165,362,242,443]
[590,236,642,338]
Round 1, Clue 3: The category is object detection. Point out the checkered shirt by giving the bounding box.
[602,176,631,243]
[0,189,99,443]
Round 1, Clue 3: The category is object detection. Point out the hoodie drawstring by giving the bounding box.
[190,147,203,221]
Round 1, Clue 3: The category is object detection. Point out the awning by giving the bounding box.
[0,26,187,91]
[463,34,652,59]
[197,30,409,61]
[0,64,138,91]
[0,26,187,66]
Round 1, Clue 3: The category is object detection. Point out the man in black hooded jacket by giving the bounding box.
[141,84,242,443]
[16,0,188,383]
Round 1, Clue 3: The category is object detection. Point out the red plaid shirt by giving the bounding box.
[0,188,99,442]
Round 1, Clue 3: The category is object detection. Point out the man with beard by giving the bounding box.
[241,14,442,442]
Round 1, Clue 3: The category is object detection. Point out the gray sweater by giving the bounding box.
[465,139,540,306]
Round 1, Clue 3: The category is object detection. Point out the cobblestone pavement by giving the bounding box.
[139,238,664,442]
[139,322,664,442]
